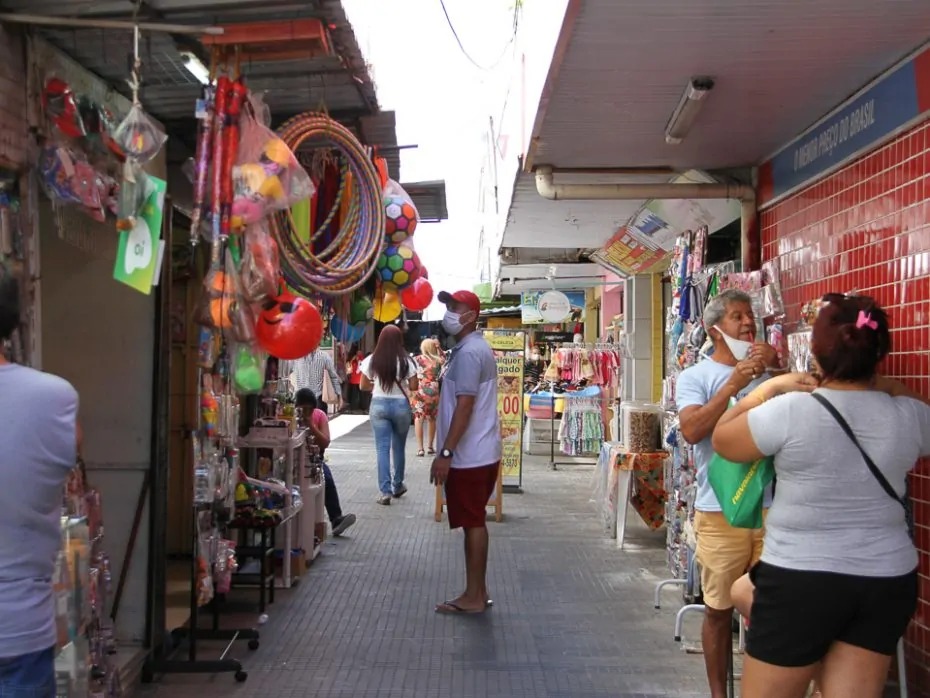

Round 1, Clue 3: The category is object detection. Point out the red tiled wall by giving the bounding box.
[761,118,930,694]
[0,25,27,168]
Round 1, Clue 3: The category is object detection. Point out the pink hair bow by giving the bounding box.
[856,310,878,330]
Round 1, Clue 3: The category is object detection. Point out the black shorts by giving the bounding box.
[746,561,917,667]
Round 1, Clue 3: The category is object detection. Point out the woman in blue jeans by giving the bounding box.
[360,325,419,505]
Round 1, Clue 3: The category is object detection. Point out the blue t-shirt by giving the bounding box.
[675,358,770,512]
[0,364,78,658]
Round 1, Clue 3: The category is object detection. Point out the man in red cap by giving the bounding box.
[431,290,501,614]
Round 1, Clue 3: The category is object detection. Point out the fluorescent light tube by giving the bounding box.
[180,51,211,86]
[665,77,714,145]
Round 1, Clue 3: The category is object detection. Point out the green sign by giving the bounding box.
[113,176,167,294]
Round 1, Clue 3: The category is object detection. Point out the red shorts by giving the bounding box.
[446,462,500,529]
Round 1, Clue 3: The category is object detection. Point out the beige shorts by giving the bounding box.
[694,510,765,611]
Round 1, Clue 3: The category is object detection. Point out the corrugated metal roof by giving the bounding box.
[0,0,388,147]
[400,180,448,223]
[529,0,930,171]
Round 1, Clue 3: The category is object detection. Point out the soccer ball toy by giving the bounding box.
[376,243,421,291]
[384,195,418,244]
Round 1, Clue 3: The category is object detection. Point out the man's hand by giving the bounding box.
[750,341,779,368]
[726,357,766,393]
[430,455,452,486]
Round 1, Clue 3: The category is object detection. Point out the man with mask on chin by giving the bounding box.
[430,290,501,615]
[675,288,779,698]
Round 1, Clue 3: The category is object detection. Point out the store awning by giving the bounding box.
[0,0,402,175]
[497,0,930,277]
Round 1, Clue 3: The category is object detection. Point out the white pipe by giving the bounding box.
[535,164,758,270]
[535,165,754,202]
[0,12,224,35]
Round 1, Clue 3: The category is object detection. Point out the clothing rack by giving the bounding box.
[549,392,604,470]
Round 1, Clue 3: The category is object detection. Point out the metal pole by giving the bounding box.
[0,13,224,35]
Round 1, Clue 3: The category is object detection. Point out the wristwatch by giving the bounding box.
[439,448,454,459]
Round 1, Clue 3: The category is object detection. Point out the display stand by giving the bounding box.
[595,442,667,550]
[236,429,306,589]
[145,499,259,683]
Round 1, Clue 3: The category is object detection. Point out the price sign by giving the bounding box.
[489,331,525,488]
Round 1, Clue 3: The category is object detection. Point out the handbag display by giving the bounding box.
[811,393,914,539]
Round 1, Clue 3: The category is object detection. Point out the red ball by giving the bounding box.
[255,292,323,359]
[400,278,433,312]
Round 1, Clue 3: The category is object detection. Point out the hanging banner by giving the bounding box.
[521,290,585,325]
[591,226,669,277]
[113,176,167,294]
[485,331,525,489]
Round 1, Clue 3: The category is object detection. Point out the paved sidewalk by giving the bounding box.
[142,418,709,697]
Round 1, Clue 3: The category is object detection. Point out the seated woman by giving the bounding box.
[712,294,930,698]
[295,389,357,537]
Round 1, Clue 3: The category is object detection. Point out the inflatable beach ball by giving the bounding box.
[376,242,421,291]
[384,195,418,244]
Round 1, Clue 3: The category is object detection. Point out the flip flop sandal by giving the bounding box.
[435,601,486,615]
[427,448,436,455]
[417,450,425,457]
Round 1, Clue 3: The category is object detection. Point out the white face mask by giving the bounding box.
[442,310,466,335]
[714,325,753,361]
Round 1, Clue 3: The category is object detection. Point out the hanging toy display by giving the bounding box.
[254,291,324,360]
[383,179,419,244]
[372,290,402,323]
[400,277,433,312]
[375,241,421,291]
[41,77,85,139]
[189,79,216,245]
[232,344,265,394]
[349,296,374,324]
[330,314,366,343]
[269,112,385,295]
[113,105,167,164]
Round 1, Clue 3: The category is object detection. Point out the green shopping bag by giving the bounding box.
[707,452,774,529]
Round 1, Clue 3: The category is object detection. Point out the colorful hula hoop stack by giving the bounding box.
[270,113,386,296]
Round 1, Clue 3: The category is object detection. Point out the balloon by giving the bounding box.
[400,278,433,312]
[373,291,402,323]
[420,267,429,280]
[255,292,323,359]
[349,296,374,324]
[330,314,365,343]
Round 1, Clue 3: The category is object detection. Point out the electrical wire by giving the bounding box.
[438,0,519,72]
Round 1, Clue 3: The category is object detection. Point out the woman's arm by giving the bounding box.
[712,372,817,462]
[360,374,374,392]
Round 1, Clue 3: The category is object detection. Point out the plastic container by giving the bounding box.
[620,400,663,453]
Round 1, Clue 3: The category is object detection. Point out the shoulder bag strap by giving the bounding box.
[810,393,907,508]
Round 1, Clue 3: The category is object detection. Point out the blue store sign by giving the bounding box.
[759,46,930,205]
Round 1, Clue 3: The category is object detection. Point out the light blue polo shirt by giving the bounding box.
[0,364,78,658]
[436,332,501,469]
